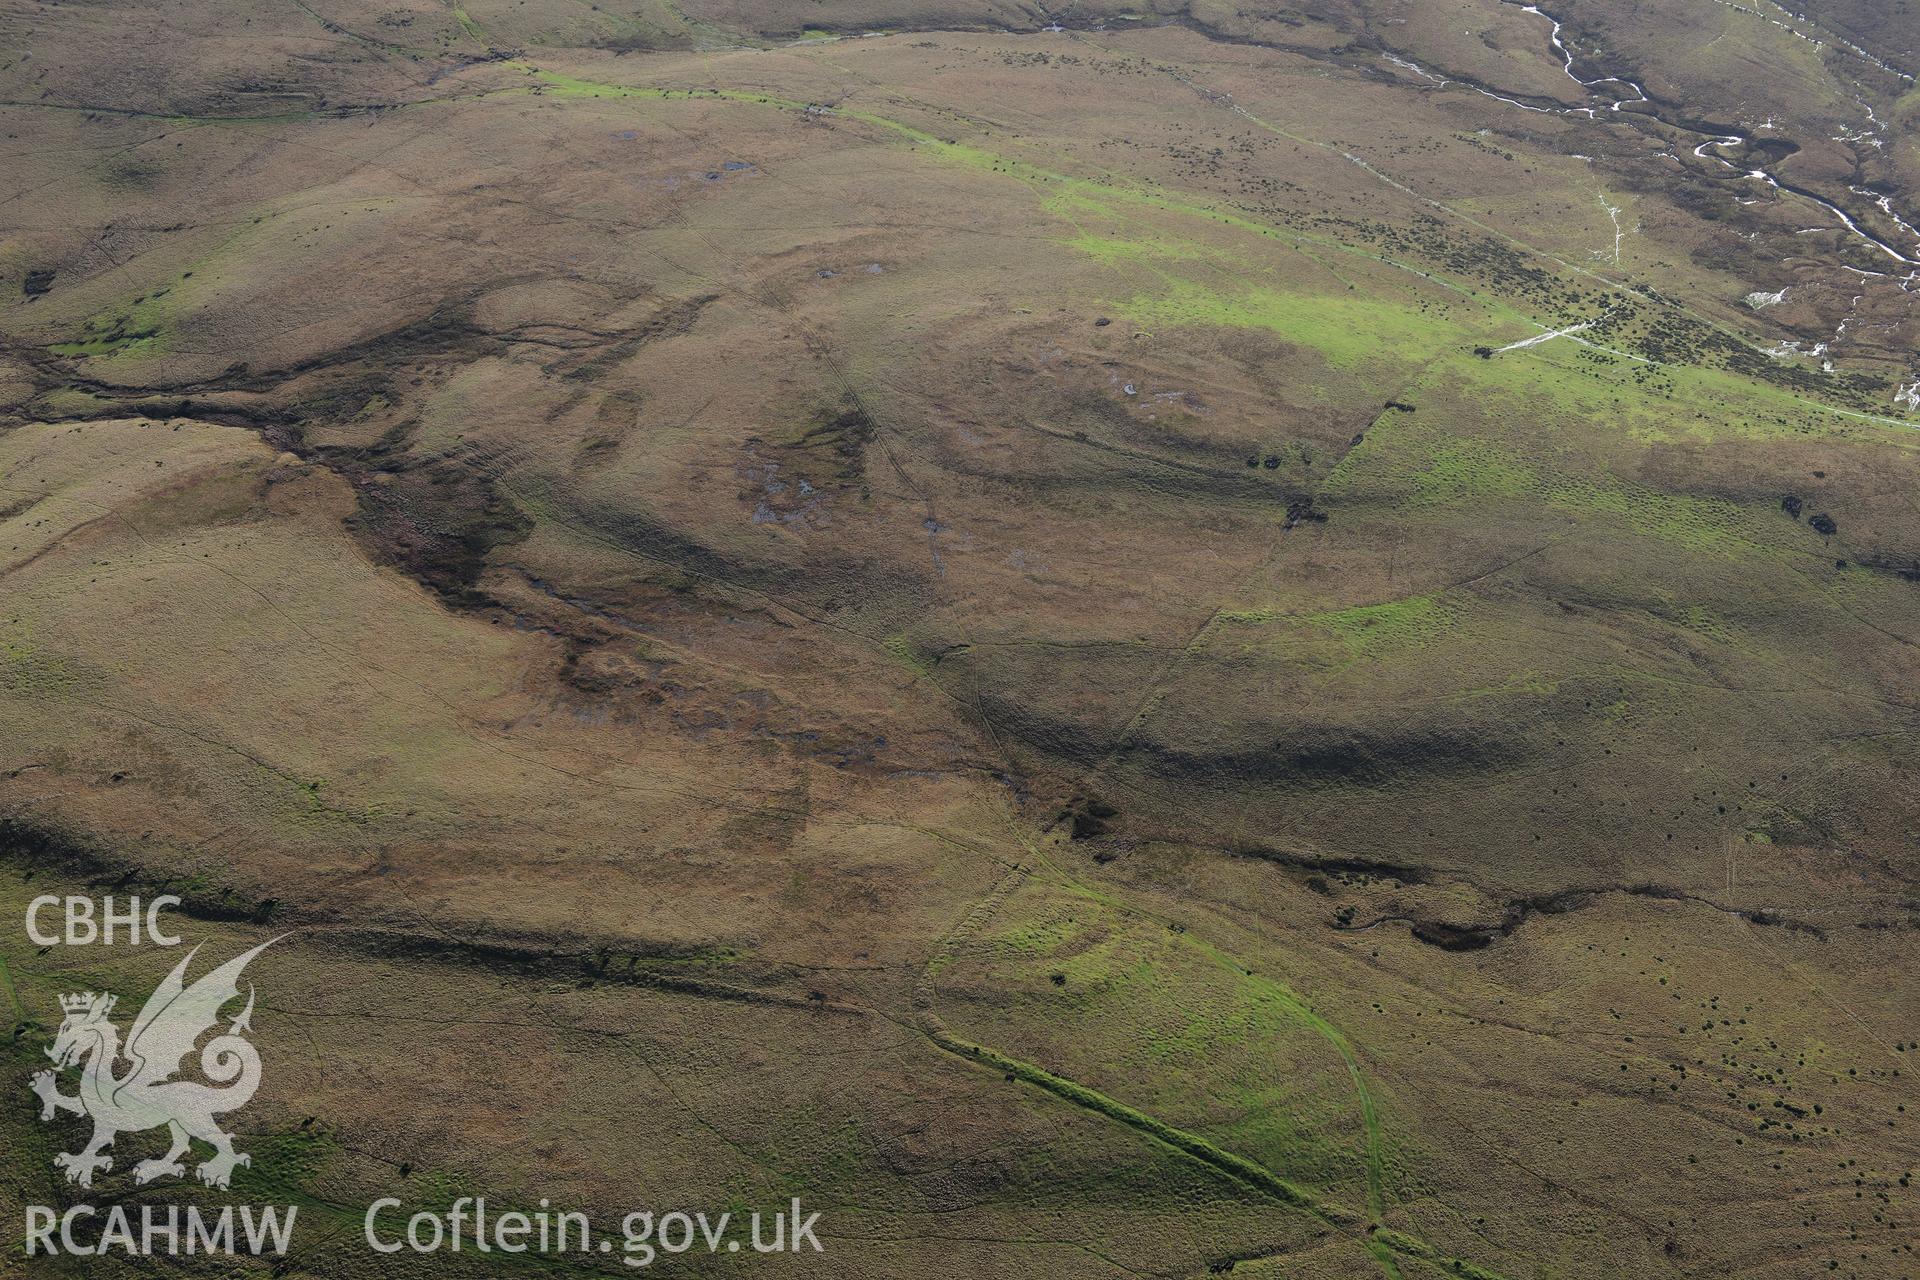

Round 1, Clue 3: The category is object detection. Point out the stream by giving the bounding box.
[1445,2,1920,270]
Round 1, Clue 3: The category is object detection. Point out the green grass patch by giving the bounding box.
[1112,279,1466,369]
[48,291,172,359]
[1306,593,1461,658]
[881,632,934,680]
[528,68,812,113]
[1408,438,1533,506]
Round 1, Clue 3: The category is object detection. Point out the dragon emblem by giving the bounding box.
[30,939,281,1190]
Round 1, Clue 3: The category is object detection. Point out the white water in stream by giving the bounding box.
[1482,3,1920,269]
